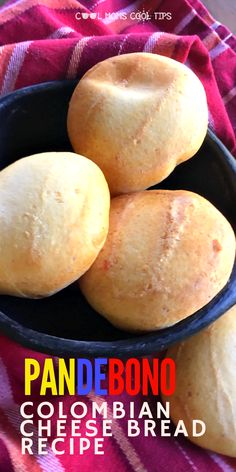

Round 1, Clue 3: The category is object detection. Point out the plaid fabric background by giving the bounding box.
[0,1,235,471]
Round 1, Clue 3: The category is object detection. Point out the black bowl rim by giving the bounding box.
[0,79,78,103]
[0,82,235,357]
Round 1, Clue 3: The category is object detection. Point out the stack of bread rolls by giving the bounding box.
[68,52,235,331]
[0,51,235,457]
[0,52,234,320]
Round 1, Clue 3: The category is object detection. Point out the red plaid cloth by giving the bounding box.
[0,1,235,471]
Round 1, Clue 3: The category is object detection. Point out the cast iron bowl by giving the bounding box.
[0,80,235,358]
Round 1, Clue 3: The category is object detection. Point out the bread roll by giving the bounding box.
[79,190,235,331]
[67,53,208,196]
[162,304,236,457]
[0,152,110,298]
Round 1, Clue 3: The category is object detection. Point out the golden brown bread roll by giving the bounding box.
[0,152,110,298]
[79,190,235,331]
[162,304,236,457]
[67,53,208,195]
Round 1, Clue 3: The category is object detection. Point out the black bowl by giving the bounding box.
[0,81,235,357]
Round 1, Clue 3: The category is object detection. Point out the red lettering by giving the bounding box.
[126,359,140,395]
[108,359,124,395]
[142,359,159,395]
[107,357,176,396]
[160,358,176,395]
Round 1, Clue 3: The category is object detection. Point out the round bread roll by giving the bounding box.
[79,190,235,331]
[0,152,110,298]
[67,53,208,195]
[162,304,236,457]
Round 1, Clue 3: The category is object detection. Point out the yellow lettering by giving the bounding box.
[25,359,40,395]
[58,359,75,395]
[40,359,57,395]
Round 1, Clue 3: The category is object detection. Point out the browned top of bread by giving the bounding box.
[0,152,110,298]
[80,190,235,331]
[68,53,208,195]
[162,304,236,457]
